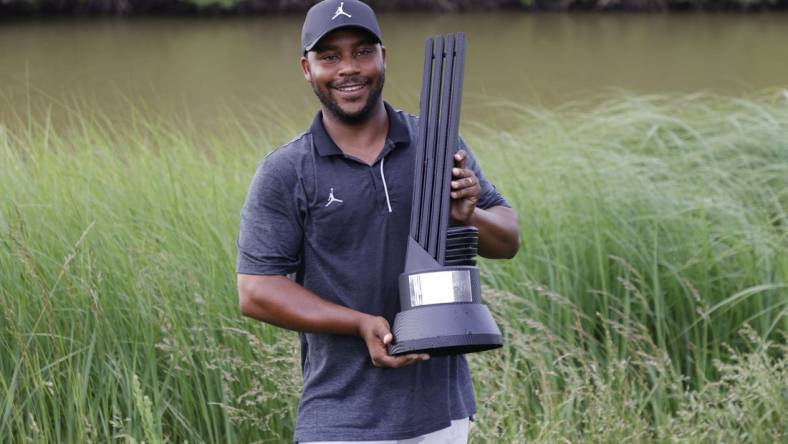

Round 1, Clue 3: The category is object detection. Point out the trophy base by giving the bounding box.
[388,333,502,357]
[388,303,502,356]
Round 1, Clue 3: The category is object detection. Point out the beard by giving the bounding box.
[311,71,385,125]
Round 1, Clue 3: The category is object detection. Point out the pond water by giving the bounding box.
[2,13,787,133]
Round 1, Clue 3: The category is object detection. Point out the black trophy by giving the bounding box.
[388,33,503,357]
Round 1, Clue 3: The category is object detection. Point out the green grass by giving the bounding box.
[1,92,786,443]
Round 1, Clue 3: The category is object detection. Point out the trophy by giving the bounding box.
[388,33,503,356]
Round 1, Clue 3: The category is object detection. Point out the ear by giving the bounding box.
[300,55,312,82]
[380,45,387,67]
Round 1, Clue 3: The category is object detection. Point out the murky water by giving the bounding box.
[2,13,787,132]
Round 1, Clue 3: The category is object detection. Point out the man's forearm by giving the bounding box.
[238,274,370,336]
[469,206,520,259]
[238,274,430,368]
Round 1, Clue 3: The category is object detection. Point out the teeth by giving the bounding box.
[337,84,364,92]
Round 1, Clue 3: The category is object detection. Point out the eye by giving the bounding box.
[356,47,375,57]
[319,53,340,63]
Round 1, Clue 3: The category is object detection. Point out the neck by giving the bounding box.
[321,101,389,165]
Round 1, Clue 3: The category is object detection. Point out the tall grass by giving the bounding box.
[1,92,786,442]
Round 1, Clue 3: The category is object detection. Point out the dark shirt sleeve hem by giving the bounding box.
[236,264,298,276]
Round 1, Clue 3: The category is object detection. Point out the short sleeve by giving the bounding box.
[459,138,510,210]
[236,153,304,275]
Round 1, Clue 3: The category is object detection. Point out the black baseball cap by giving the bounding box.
[301,0,382,53]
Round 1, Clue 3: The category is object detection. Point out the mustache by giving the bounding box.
[330,77,370,88]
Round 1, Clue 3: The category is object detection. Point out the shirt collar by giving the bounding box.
[310,102,410,157]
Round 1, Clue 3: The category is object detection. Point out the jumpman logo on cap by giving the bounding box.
[332,2,352,20]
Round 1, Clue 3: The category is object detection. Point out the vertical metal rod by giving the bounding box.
[429,34,456,260]
[437,33,466,264]
[409,37,434,242]
[417,36,444,250]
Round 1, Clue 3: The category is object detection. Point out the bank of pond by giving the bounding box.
[3,0,787,17]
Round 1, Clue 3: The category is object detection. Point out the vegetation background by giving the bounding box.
[1,92,786,442]
[1,0,787,442]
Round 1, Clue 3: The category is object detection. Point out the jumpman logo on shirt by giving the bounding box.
[325,188,344,207]
[331,2,352,20]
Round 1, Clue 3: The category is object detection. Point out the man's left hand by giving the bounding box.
[450,150,480,225]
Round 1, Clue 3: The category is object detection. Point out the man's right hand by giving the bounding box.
[357,315,430,368]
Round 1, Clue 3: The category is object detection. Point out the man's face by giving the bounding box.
[301,28,386,124]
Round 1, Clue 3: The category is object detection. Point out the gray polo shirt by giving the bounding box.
[237,102,509,442]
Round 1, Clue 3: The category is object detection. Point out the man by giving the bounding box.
[236,1,519,442]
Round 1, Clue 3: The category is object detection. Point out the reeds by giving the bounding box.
[1,92,786,442]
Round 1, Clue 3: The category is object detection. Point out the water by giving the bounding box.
[2,13,787,133]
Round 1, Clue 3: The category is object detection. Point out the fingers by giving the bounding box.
[451,173,476,189]
[451,186,480,200]
[449,160,479,223]
[368,317,391,342]
[453,150,467,169]
[450,167,480,201]
[369,333,430,368]
[452,167,473,180]
[361,315,430,368]
[371,352,430,369]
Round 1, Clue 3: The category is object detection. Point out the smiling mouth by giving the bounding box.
[333,82,367,93]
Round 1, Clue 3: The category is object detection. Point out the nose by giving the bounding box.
[337,55,360,76]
